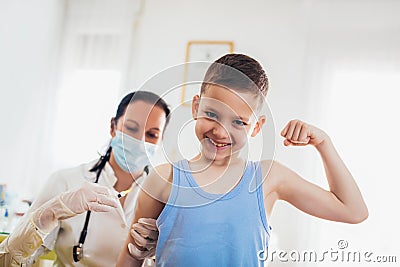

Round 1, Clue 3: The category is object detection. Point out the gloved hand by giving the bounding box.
[59,181,119,215]
[32,181,119,233]
[128,218,159,260]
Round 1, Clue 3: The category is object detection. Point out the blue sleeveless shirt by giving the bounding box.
[156,160,271,267]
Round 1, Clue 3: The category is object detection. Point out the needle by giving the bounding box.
[117,187,133,199]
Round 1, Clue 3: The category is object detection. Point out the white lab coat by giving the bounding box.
[0,159,144,266]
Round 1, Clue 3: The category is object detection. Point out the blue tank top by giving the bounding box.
[156,160,271,267]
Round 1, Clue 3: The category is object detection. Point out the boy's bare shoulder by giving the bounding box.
[260,159,301,189]
[260,159,289,176]
[259,159,287,192]
[260,159,276,177]
[143,163,174,203]
[149,163,174,184]
[153,163,172,180]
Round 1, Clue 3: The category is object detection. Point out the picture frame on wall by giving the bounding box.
[181,41,234,106]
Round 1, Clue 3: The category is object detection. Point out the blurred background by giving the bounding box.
[0,0,399,266]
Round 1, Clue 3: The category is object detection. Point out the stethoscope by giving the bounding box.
[72,163,149,262]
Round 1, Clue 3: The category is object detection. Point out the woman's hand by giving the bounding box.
[280,119,329,147]
[33,181,118,233]
[128,218,158,260]
[59,181,119,215]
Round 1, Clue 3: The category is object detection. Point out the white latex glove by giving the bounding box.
[32,181,119,233]
[59,181,118,214]
[128,218,158,260]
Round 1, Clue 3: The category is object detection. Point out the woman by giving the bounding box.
[0,91,170,266]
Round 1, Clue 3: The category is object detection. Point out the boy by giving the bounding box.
[117,54,368,267]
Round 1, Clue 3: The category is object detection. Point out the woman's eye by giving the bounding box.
[126,126,138,132]
[147,132,159,139]
[233,120,246,126]
[205,111,217,119]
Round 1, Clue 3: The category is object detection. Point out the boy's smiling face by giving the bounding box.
[192,85,265,163]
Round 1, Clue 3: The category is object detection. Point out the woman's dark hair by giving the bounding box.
[114,91,171,126]
[89,91,171,175]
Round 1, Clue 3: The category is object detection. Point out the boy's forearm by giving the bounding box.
[316,137,368,221]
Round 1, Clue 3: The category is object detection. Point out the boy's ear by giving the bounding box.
[192,95,200,120]
[251,115,266,137]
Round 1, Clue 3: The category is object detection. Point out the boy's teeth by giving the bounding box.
[209,138,228,147]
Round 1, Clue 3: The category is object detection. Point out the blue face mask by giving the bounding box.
[110,130,159,173]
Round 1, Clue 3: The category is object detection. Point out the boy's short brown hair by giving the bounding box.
[200,54,269,99]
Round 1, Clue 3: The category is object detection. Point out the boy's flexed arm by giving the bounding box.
[116,164,172,267]
[266,119,368,223]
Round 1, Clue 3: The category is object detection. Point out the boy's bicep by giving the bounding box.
[269,161,347,222]
[134,163,173,222]
[133,190,165,222]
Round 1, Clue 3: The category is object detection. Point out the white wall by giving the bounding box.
[0,0,65,198]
